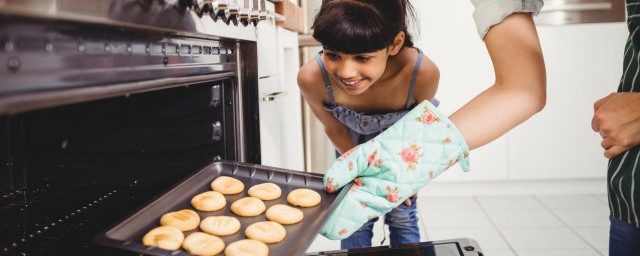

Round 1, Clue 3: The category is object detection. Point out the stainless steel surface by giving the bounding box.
[0,0,262,163]
[0,0,258,41]
[536,0,625,25]
[240,0,252,26]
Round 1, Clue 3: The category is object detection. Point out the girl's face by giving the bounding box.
[322,48,391,96]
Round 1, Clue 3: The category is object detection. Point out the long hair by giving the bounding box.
[312,0,417,54]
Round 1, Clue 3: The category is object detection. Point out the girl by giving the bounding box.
[299,0,546,251]
[297,0,435,249]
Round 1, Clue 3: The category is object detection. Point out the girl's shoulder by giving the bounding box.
[297,58,329,103]
[411,49,440,102]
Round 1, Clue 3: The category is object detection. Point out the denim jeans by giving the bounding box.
[340,197,420,250]
[610,215,640,256]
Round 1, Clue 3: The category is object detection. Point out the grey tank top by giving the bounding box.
[315,48,426,145]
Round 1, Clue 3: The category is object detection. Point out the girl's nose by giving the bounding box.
[336,61,358,79]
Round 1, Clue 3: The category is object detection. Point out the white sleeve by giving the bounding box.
[471,0,544,39]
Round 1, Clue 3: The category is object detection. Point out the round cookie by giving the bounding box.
[142,226,184,251]
[224,239,269,256]
[287,188,321,207]
[230,197,266,217]
[160,209,200,231]
[191,191,226,212]
[200,216,241,236]
[266,204,304,225]
[211,176,244,195]
[247,182,282,201]
[182,232,225,256]
[245,221,286,244]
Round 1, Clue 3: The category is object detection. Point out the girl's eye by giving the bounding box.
[325,53,339,59]
[355,56,371,62]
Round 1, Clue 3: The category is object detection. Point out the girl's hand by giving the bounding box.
[403,194,417,206]
[592,92,640,158]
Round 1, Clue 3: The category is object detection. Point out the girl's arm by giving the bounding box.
[297,64,356,154]
[449,13,546,150]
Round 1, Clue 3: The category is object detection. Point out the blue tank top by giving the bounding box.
[315,48,434,146]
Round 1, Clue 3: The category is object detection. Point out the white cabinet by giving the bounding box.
[257,5,304,171]
[257,2,278,79]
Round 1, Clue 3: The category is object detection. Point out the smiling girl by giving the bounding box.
[298,0,546,251]
[297,0,433,249]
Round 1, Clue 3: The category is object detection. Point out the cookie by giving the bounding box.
[160,209,200,231]
[211,176,244,195]
[191,191,226,212]
[230,197,266,217]
[224,239,269,256]
[247,182,282,201]
[182,232,225,256]
[265,204,304,225]
[142,226,184,251]
[244,221,286,244]
[287,188,321,207]
[200,216,241,236]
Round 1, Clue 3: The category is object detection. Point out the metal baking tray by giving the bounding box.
[95,160,350,256]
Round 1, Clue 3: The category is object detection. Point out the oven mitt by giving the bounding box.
[320,100,470,240]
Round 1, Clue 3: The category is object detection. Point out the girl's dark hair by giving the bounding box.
[312,0,417,54]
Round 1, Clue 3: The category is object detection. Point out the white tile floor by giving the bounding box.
[307,194,610,255]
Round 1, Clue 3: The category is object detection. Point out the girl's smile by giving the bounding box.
[339,77,367,90]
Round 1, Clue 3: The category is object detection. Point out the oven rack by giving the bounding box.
[0,181,146,256]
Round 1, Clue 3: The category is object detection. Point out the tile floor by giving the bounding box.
[307,194,610,255]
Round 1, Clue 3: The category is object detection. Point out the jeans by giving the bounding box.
[610,215,640,256]
[340,197,420,250]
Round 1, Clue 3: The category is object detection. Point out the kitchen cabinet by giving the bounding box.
[257,2,305,171]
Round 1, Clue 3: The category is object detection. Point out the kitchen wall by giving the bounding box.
[413,0,627,183]
[300,0,628,186]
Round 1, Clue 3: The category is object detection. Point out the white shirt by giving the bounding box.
[471,0,545,39]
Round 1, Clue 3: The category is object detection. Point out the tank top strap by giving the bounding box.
[315,52,336,106]
[405,48,424,109]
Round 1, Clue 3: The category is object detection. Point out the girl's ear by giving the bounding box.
[388,31,405,56]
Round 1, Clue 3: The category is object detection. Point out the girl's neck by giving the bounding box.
[376,46,411,85]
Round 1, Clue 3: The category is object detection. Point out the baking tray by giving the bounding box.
[95,160,350,256]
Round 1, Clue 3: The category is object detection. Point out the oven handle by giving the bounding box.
[261,91,288,101]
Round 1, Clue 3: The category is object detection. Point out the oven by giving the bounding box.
[0,0,263,255]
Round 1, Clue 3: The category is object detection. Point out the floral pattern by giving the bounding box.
[350,178,364,192]
[386,185,399,203]
[444,158,459,171]
[416,106,439,125]
[337,147,356,161]
[348,161,354,171]
[367,150,383,168]
[443,138,451,144]
[360,202,367,208]
[400,143,422,170]
[326,178,338,193]
[338,228,348,236]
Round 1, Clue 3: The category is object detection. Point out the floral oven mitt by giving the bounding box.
[320,100,471,240]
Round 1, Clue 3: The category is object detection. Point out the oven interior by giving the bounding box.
[0,80,238,255]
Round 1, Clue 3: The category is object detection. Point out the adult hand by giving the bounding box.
[592,92,640,158]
